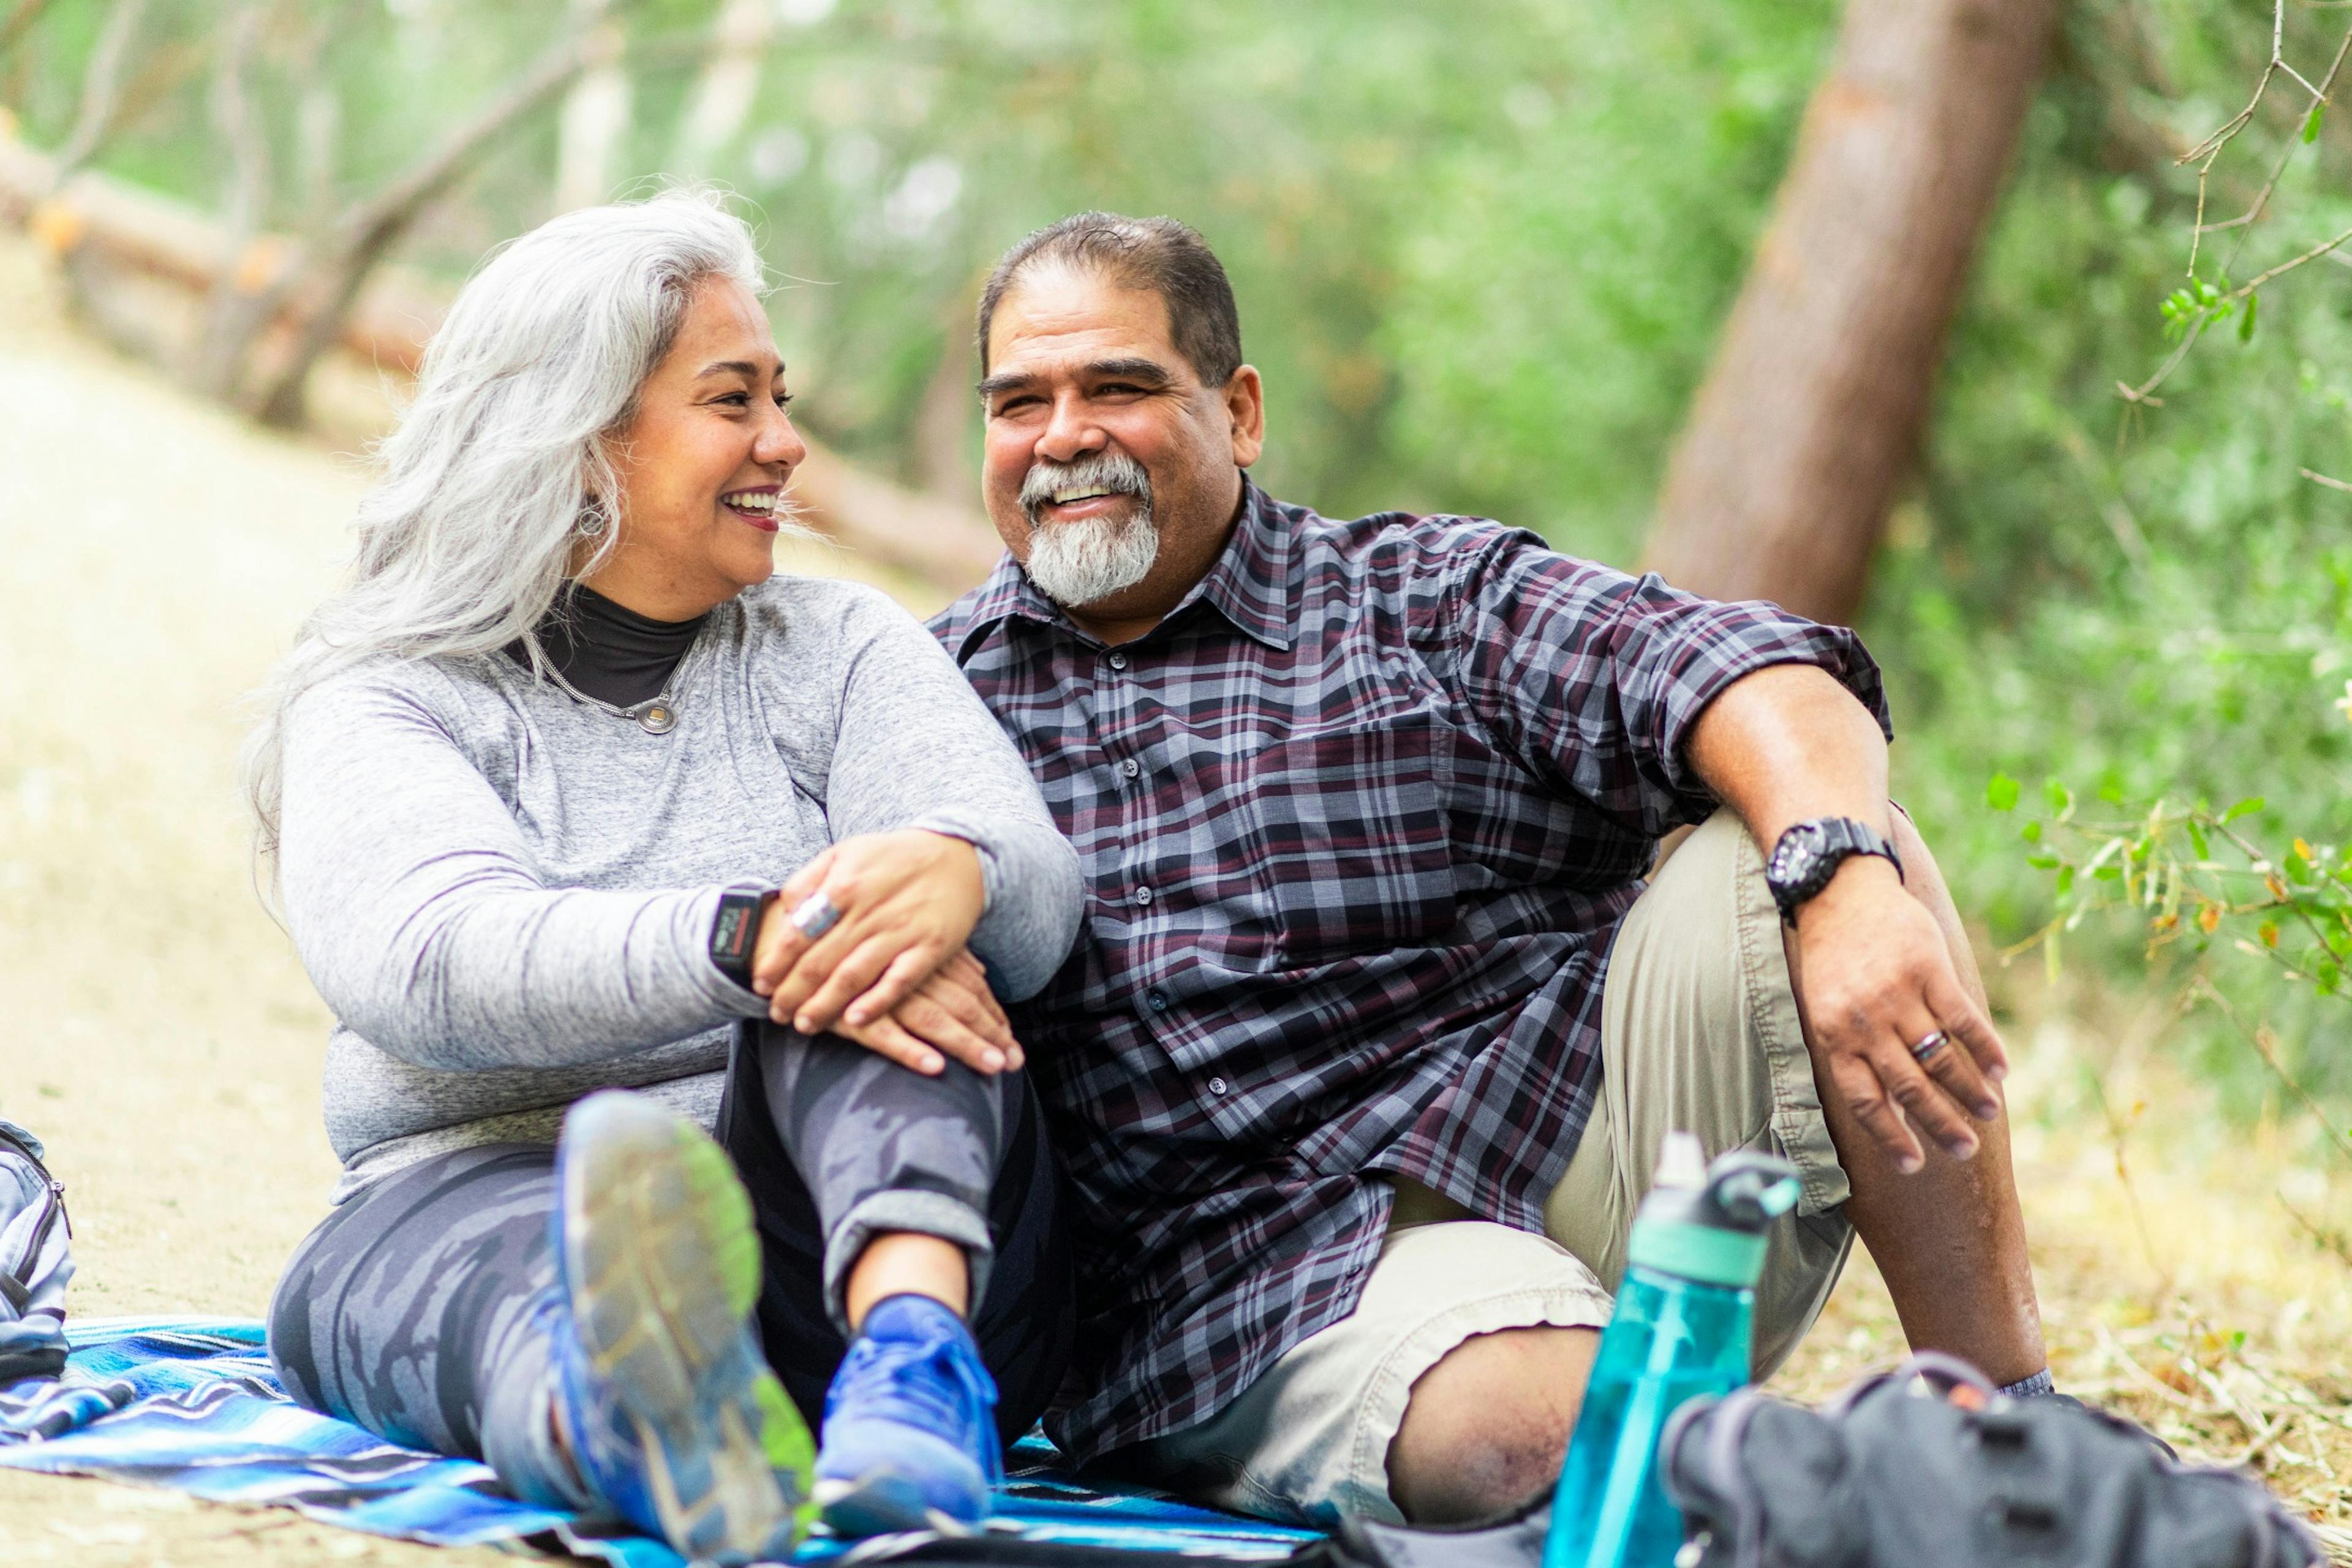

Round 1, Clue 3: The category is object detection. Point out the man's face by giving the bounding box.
[977,263,1263,636]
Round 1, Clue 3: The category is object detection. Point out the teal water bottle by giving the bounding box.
[1540,1133,1801,1568]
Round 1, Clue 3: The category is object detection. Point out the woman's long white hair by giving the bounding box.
[243,186,767,867]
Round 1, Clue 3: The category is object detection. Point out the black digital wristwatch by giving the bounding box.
[709,887,778,989]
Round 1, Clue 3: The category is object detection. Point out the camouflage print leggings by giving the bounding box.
[265,1022,1072,1506]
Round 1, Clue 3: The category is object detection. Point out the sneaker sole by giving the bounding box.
[813,1473,972,1538]
[560,1092,815,1561]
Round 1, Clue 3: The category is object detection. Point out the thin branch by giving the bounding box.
[2221,24,2352,276]
[2187,975,2352,1165]
[2301,467,2352,491]
[249,13,636,424]
[2280,1194,2352,1268]
[2119,314,2210,404]
[45,0,146,189]
[2224,220,2352,296]
[185,2,273,398]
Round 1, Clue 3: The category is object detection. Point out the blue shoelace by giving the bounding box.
[826,1298,1003,1485]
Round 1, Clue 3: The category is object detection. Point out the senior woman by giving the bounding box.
[245,190,1080,1562]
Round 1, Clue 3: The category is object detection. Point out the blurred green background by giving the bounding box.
[10,0,2352,1108]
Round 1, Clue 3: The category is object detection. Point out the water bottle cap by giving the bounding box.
[1626,1135,1803,1286]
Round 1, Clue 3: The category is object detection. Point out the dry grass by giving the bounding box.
[1779,1009,2352,1557]
[1,222,2350,1561]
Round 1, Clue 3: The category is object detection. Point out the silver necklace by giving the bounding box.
[538,663,677,738]
[538,655,686,734]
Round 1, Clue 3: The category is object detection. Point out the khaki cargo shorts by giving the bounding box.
[1106,809,1856,1525]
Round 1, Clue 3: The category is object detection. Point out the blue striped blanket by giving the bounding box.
[0,1317,1319,1564]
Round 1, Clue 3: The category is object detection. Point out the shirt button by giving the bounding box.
[1147,990,1169,1012]
[1208,1077,1229,1095]
[1133,884,1154,906]
[1107,652,1128,671]
[1121,757,1141,778]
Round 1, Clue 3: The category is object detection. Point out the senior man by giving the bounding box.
[926,213,2050,1528]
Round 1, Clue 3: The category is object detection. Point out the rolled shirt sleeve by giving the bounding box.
[1442,528,1890,839]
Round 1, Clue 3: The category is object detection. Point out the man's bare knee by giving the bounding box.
[1385,1324,1597,1525]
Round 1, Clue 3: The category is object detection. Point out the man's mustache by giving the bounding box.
[1019,452,1153,522]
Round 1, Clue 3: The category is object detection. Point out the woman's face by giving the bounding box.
[584,275,807,620]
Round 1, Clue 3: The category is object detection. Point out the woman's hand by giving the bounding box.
[753,829,987,1036]
[826,950,1024,1076]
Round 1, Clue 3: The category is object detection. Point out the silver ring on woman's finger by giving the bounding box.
[788,891,842,940]
[1909,1029,1950,1064]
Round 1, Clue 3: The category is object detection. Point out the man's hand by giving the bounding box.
[1787,859,2008,1173]
[826,949,1025,1077]
[753,829,988,1037]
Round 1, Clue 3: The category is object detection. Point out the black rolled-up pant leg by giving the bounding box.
[716,1020,1072,1444]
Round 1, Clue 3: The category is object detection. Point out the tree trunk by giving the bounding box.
[1642,0,2060,625]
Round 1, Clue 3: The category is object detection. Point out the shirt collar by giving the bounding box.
[948,477,1297,656]
[1190,480,1297,650]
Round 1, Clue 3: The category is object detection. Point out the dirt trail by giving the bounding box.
[1,224,2350,1563]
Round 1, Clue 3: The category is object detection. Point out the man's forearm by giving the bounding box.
[1683,663,1893,870]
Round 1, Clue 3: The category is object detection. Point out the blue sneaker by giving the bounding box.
[545,1091,815,1562]
[813,1293,1003,1535]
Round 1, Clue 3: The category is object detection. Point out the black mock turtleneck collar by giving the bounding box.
[505,583,708,708]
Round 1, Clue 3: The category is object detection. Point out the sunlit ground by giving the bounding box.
[2,226,2349,1562]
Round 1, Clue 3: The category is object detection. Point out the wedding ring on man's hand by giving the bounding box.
[787,891,842,940]
[1909,1029,1950,1064]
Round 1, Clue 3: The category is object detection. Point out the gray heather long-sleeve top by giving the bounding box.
[276,576,1082,1203]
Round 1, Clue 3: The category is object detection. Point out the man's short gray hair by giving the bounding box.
[976,213,1243,386]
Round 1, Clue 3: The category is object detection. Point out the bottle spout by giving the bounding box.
[1654,1130,1706,1191]
[1705,1156,1802,1231]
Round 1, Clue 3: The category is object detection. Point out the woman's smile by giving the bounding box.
[722,484,785,532]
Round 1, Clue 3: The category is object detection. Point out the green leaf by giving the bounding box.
[2046,777,2076,820]
[2239,290,2258,343]
[2223,797,2266,823]
[1987,772,2020,812]
[2027,852,2060,870]
[2021,820,2043,843]
[2055,864,2075,896]
[2307,102,2326,144]
[2187,820,2211,861]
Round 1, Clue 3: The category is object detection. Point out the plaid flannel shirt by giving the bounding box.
[930,484,1888,1461]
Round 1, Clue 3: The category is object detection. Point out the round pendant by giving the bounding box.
[636,703,677,734]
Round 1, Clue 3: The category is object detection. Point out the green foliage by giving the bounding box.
[1879,0,2352,1106]
[15,0,2352,1101]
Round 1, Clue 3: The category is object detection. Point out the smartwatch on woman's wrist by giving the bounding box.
[709,887,778,990]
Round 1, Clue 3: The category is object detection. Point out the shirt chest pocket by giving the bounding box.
[1235,706,1460,963]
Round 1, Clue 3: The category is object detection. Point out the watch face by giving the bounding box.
[1770,822,1828,895]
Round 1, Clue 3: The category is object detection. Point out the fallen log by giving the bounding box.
[0,124,1005,596]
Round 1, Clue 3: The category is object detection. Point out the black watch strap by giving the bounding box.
[1766,818,1904,924]
[709,887,777,989]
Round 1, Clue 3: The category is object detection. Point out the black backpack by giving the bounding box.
[1656,1353,2320,1568]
